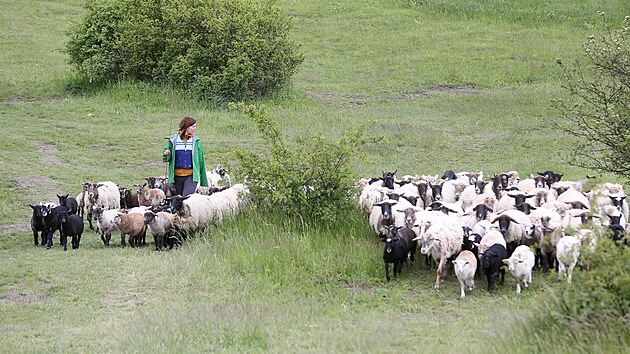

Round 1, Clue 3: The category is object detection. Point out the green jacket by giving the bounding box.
[163,133,209,187]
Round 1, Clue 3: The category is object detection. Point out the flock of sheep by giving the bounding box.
[358,170,628,297]
[28,164,250,251]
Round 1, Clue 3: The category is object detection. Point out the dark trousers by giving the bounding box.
[174,175,197,197]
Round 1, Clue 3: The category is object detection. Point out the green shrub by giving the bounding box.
[229,103,381,225]
[496,236,630,352]
[65,0,304,103]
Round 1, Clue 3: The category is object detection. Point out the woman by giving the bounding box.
[163,116,209,196]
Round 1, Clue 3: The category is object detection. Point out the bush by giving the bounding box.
[229,103,380,225]
[65,0,304,103]
[496,236,630,352]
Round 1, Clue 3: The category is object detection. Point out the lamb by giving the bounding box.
[136,183,166,208]
[358,183,390,214]
[206,164,232,188]
[43,205,69,249]
[29,203,55,246]
[383,226,416,281]
[481,243,508,292]
[369,200,398,240]
[119,187,140,209]
[413,214,463,289]
[556,235,581,284]
[83,181,121,230]
[144,211,177,250]
[503,245,535,294]
[439,179,468,203]
[93,206,119,246]
[112,212,146,248]
[57,194,78,215]
[452,250,477,298]
[58,209,84,251]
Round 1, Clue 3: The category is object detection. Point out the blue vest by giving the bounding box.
[174,135,193,169]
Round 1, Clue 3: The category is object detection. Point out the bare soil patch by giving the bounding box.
[11,175,57,190]
[41,155,67,166]
[0,285,45,304]
[0,97,36,104]
[1,221,30,233]
[34,141,58,153]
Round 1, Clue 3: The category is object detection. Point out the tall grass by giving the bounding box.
[0,0,628,352]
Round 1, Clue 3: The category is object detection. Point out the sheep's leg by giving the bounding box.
[516,281,521,294]
[435,256,446,289]
[99,230,106,246]
[87,212,94,230]
[558,262,566,281]
[120,233,126,248]
[32,229,39,246]
[62,234,68,251]
[541,252,549,273]
[460,280,466,298]
[567,263,574,284]
[385,261,391,282]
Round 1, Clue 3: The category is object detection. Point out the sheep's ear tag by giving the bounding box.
[386,238,392,243]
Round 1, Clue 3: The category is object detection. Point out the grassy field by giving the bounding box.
[0,0,628,352]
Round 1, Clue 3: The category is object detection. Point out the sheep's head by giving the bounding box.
[420,234,439,255]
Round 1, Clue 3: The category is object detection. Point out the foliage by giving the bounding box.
[229,103,380,224]
[554,15,630,179]
[64,0,304,103]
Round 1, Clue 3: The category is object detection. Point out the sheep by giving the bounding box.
[119,187,140,209]
[503,245,535,294]
[207,183,250,224]
[461,229,482,266]
[439,179,468,203]
[516,176,547,193]
[383,226,417,281]
[537,170,563,188]
[58,209,84,251]
[472,220,496,238]
[29,203,55,246]
[57,194,78,215]
[459,180,492,211]
[528,187,555,207]
[413,214,463,289]
[477,230,506,258]
[144,211,177,250]
[43,205,69,249]
[93,206,119,246]
[152,176,177,198]
[83,181,121,231]
[206,164,232,188]
[137,183,166,208]
[556,235,581,283]
[168,193,218,237]
[452,250,477,298]
[481,243,508,292]
[358,184,390,213]
[556,188,591,210]
[369,200,398,240]
[491,209,535,254]
[112,212,146,248]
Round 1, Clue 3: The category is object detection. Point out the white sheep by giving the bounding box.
[93,207,119,246]
[503,245,535,294]
[452,250,477,298]
[491,209,535,248]
[358,184,389,213]
[207,183,250,224]
[413,214,462,289]
[83,181,121,231]
[556,235,582,284]
[477,230,507,258]
[369,200,398,240]
[206,164,232,188]
[440,179,468,203]
[556,188,591,210]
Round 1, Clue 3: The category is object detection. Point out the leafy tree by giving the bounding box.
[65,0,304,103]
[554,15,630,178]
[229,103,381,224]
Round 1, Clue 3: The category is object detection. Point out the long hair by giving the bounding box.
[178,116,196,139]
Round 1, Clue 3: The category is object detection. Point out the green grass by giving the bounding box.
[0,0,628,352]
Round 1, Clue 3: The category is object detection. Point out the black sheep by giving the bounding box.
[57,194,78,215]
[29,203,50,246]
[59,210,84,251]
[43,206,69,249]
[482,243,507,291]
[383,226,415,281]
